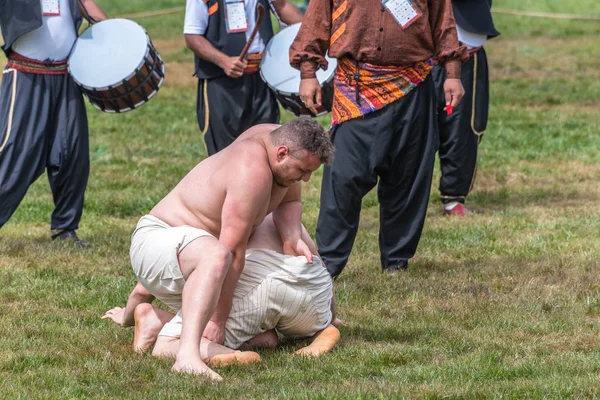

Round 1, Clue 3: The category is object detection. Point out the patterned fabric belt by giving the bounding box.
[7,51,68,75]
[7,51,69,75]
[243,52,263,75]
[331,57,433,128]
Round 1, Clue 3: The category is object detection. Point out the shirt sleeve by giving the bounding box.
[428,0,468,79]
[289,0,333,79]
[184,0,209,35]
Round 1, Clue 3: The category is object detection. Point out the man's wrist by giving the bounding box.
[300,60,318,79]
[444,60,461,79]
[215,53,226,70]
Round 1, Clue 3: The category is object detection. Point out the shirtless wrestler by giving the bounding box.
[102,117,333,380]
[105,214,341,364]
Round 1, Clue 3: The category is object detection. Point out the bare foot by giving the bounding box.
[332,317,344,327]
[295,325,340,358]
[172,357,223,381]
[133,303,170,353]
[207,350,261,367]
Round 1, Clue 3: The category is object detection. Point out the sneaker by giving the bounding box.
[51,230,89,248]
[382,260,408,274]
[443,202,471,216]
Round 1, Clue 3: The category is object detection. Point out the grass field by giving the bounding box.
[2,1,600,398]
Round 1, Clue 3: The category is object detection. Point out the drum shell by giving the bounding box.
[260,23,336,118]
[78,45,164,113]
[271,81,334,117]
[68,19,165,113]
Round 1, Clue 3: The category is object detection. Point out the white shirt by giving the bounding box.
[456,24,488,50]
[184,0,273,54]
[12,0,78,61]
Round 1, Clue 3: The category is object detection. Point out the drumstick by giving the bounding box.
[238,3,266,61]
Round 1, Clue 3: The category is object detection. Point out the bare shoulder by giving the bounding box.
[222,138,272,187]
[236,123,281,141]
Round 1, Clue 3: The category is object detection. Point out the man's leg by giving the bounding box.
[437,49,489,213]
[238,329,278,350]
[133,303,174,352]
[316,117,380,278]
[153,335,261,367]
[0,69,51,228]
[295,325,340,357]
[249,75,280,126]
[377,77,437,270]
[47,75,89,234]
[197,75,260,156]
[171,236,231,380]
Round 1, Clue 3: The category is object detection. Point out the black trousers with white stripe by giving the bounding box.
[433,48,490,205]
[316,76,438,278]
[0,67,89,231]
[196,73,280,156]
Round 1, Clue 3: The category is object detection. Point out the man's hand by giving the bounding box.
[219,56,247,78]
[283,238,314,263]
[203,320,226,344]
[443,78,465,108]
[101,306,131,327]
[299,78,322,115]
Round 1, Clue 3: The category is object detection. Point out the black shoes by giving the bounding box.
[382,260,408,274]
[51,229,89,248]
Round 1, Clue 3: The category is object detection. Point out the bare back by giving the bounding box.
[150,124,292,236]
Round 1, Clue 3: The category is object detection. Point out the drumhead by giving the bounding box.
[260,23,337,95]
[68,19,149,89]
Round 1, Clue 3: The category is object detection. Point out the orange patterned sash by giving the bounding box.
[331,57,433,128]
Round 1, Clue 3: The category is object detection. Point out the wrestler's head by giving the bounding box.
[269,117,334,187]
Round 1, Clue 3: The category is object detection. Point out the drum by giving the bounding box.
[68,19,164,113]
[260,23,337,117]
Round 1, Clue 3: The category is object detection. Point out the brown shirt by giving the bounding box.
[289,0,468,79]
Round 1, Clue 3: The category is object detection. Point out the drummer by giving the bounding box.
[184,0,303,156]
[0,0,108,246]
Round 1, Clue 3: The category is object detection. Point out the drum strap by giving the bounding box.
[77,0,99,24]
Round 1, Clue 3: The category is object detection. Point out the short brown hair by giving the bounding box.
[270,116,334,164]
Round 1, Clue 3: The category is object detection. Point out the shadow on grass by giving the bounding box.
[468,185,597,213]
[342,324,429,344]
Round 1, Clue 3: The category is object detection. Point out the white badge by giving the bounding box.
[225,0,249,33]
[41,0,61,16]
[381,0,421,29]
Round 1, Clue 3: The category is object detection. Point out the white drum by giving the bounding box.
[68,19,164,113]
[260,23,337,117]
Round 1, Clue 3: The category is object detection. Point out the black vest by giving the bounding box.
[452,0,500,39]
[0,0,83,56]
[194,0,275,79]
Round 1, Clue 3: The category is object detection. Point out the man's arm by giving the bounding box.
[102,282,155,327]
[185,34,247,78]
[289,0,333,114]
[271,0,303,25]
[428,0,468,107]
[272,182,313,263]
[204,164,272,342]
[78,0,108,22]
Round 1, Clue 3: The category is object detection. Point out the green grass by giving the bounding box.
[2,1,600,398]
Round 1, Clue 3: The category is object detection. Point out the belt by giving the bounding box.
[7,51,68,75]
[243,53,263,75]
